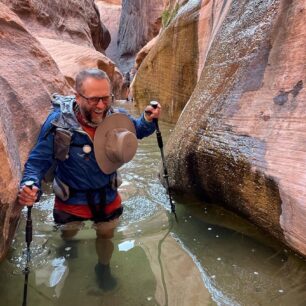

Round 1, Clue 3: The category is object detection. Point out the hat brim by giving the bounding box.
[94,113,137,174]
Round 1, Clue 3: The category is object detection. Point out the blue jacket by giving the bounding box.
[21,95,155,207]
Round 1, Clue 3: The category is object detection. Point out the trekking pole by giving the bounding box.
[22,181,34,306]
[147,101,178,223]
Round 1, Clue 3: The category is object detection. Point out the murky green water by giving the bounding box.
[1,102,306,306]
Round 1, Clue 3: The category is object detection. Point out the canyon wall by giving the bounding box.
[163,0,306,255]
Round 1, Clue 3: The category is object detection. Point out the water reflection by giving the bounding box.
[35,257,68,298]
[171,199,306,306]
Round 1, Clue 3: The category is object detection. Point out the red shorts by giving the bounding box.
[54,193,122,223]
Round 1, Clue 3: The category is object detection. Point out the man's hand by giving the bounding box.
[18,185,39,206]
[144,102,161,122]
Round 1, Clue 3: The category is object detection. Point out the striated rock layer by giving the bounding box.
[0,3,70,261]
[117,0,164,70]
[133,0,201,123]
[135,36,159,70]
[1,0,110,52]
[165,0,306,255]
[95,0,122,68]
[1,0,124,94]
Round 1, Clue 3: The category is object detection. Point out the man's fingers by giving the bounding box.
[18,193,35,201]
[18,185,39,206]
[21,185,38,196]
[18,192,36,201]
[18,195,35,206]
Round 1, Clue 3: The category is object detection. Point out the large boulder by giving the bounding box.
[1,0,110,52]
[165,0,306,255]
[0,3,70,261]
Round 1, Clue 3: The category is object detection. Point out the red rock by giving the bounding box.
[1,0,110,52]
[0,3,70,261]
[165,0,306,256]
[38,38,124,98]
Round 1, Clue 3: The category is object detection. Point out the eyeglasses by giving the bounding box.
[78,93,113,106]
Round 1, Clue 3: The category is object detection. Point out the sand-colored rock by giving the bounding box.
[99,0,121,4]
[1,0,110,52]
[133,1,201,123]
[38,38,124,98]
[132,0,233,122]
[165,0,306,255]
[135,36,159,70]
[0,3,70,261]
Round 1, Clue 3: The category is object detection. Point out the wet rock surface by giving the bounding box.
[0,3,71,261]
[165,0,306,255]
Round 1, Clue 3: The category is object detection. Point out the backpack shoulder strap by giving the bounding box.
[51,93,75,114]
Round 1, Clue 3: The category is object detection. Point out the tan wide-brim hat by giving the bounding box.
[94,113,138,174]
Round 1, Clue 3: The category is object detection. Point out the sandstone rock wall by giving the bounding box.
[0,3,71,261]
[0,0,124,262]
[132,0,234,122]
[165,0,306,255]
[1,0,125,97]
[38,37,124,98]
[117,0,164,64]
[95,0,122,68]
[133,0,201,123]
[100,0,121,4]
[135,36,159,70]
[1,0,110,52]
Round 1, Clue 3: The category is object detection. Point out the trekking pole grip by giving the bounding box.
[24,181,34,247]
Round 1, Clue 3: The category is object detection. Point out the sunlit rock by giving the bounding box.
[0,3,70,261]
[165,0,306,256]
[135,36,159,70]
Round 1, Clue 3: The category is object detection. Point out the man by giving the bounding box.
[18,68,161,290]
[124,71,131,101]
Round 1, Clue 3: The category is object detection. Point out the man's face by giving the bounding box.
[76,77,111,125]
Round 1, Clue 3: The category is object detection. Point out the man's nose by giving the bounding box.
[96,99,108,108]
